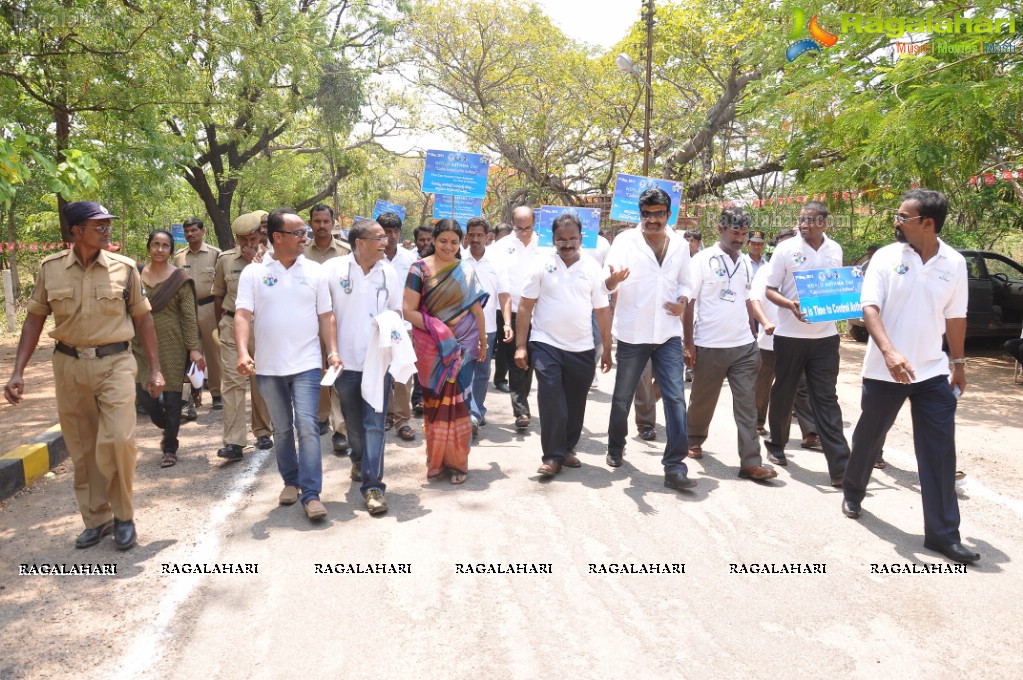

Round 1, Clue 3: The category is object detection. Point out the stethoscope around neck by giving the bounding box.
[710,253,752,290]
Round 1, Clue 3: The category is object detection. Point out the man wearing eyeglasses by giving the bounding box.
[5,201,164,551]
[234,208,339,522]
[378,211,419,443]
[603,188,695,490]
[764,201,850,487]
[683,208,776,482]
[324,220,404,515]
[493,205,543,431]
[842,189,977,563]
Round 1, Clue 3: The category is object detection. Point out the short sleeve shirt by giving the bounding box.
[463,249,508,334]
[521,253,608,352]
[211,248,252,313]
[324,254,403,371]
[689,244,756,348]
[173,242,221,299]
[765,233,843,339]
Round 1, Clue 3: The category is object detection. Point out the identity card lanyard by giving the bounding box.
[712,254,751,303]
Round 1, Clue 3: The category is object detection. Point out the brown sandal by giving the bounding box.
[160,451,178,468]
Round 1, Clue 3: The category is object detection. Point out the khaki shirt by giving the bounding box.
[212,248,252,313]
[303,238,350,264]
[173,242,221,299]
[27,248,150,347]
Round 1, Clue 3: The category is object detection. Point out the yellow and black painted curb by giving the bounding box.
[0,425,66,501]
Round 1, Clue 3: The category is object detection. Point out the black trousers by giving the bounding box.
[844,376,961,544]
[507,312,533,418]
[766,335,849,477]
[136,385,183,453]
[494,309,510,385]
[531,342,594,462]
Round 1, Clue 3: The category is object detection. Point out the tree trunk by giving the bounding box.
[6,199,21,296]
[55,106,72,244]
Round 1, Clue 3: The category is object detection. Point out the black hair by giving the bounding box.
[466,216,491,233]
[552,212,583,234]
[802,201,830,218]
[310,204,334,220]
[267,207,298,239]
[348,219,376,243]
[719,207,752,229]
[146,229,174,250]
[377,211,403,231]
[901,188,947,232]
[415,224,434,238]
[638,187,672,210]
[423,218,463,258]
[494,222,512,237]
[182,217,204,230]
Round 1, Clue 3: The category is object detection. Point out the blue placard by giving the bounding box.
[433,194,484,223]
[171,223,186,246]
[421,150,490,199]
[609,173,684,226]
[536,206,601,249]
[372,199,406,221]
[792,267,865,322]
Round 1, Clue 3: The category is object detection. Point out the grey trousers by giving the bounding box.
[633,360,657,428]
[686,341,762,468]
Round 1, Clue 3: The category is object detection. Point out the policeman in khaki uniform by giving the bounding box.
[173,217,222,409]
[303,204,351,453]
[5,202,164,551]
[212,212,273,460]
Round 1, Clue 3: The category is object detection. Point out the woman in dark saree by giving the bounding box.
[403,219,488,484]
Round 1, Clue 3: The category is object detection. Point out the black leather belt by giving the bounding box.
[197,296,215,306]
[223,310,235,318]
[55,341,129,360]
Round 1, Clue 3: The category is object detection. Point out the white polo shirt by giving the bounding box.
[235,255,330,376]
[324,254,403,371]
[604,226,692,345]
[750,262,780,351]
[861,240,967,383]
[521,253,609,352]
[765,233,843,339]
[494,232,544,313]
[463,248,508,334]
[689,243,755,348]
[386,246,418,289]
[591,234,612,268]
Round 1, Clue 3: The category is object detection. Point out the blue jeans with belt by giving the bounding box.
[336,369,392,496]
[256,368,322,505]
[608,337,689,473]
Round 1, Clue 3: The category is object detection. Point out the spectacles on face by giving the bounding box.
[279,229,307,238]
[640,209,669,220]
[893,213,923,225]
[554,237,581,246]
[80,224,112,234]
[513,225,534,233]
[358,235,389,242]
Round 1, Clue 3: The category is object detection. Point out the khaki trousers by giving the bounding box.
[53,350,137,527]
[389,377,413,428]
[633,360,658,428]
[196,301,222,397]
[219,315,271,447]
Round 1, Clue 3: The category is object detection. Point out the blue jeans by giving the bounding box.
[256,368,322,505]
[336,370,391,496]
[470,331,497,422]
[608,338,689,473]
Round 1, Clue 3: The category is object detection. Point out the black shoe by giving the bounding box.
[664,471,698,490]
[767,450,787,466]
[114,519,136,551]
[639,426,656,441]
[182,404,197,421]
[412,403,425,416]
[842,499,861,519]
[256,436,273,450]
[211,396,223,411]
[924,540,980,564]
[350,463,362,482]
[830,475,844,488]
[332,432,349,455]
[494,382,510,393]
[217,444,244,461]
[605,451,623,468]
[318,420,330,436]
[75,520,114,549]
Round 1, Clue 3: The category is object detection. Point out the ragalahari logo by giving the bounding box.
[786,9,840,61]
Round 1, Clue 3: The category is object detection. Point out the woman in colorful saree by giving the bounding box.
[403,219,488,484]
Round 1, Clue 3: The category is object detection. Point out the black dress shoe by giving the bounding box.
[924,540,980,564]
[767,449,787,466]
[211,396,223,410]
[332,432,349,454]
[256,435,273,450]
[664,471,697,490]
[217,444,244,461]
[842,499,861,519]
[114,519,136,551]
[494,382,510,393]
[318,420,331,436]
[75,520,114,549]
[639,426,656,441]
[830,475,844,488]
[605,451,623,468]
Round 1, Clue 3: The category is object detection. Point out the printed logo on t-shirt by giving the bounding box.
[894,263,909,275]
[938,269,953,282]
[792,251,807,265]
[851,266,864,278]
[545,263,556,273]
[262,274,278,287]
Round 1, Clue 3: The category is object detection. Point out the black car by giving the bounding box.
[847,249,1023,342]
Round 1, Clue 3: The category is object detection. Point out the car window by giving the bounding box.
[984,255,1023,280]
[965,256,985,279]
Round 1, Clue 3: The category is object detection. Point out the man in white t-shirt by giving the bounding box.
[683,208,776,481]
[841,189,977,564]
[463,217,512,436]
[515,213,612,477]
[324,219,404,515]
[603,188,695,491]
[378,211,419,443]
[764,201,850,486]
[235,208,339,522]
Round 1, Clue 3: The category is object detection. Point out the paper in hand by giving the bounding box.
[321,364,342,387]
